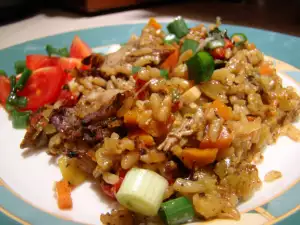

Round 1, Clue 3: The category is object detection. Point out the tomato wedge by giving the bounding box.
[70,36,92,59]
[18,67,66,111]
[0,76,10,105]
[26,55,59,71]
[58,57,82,71]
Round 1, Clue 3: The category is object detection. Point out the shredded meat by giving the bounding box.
[20,125,48,149]
[158,108,204,151]
[77,153,97,174]
[82,53,105,68]
[100,208,134,225]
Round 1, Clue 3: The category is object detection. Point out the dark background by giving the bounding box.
[0,0,299,36]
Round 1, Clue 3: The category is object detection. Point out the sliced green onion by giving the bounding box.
[159,197,195,225]
[11,110,30,129]
[132,66,141,74]
[231,33,247,46]
[167,16,189,38]
[15,68,32,90]
[0,69,7,76]
[160,69,169,79]
[186,51,215,83]
[5,102,15,112]
[14,60,26,74]
[206,39,225,50]
[164,34,179,45]
[46,44,69,57]
[181,39,199,54]
[16,96,28,107]
[116,168,168,216]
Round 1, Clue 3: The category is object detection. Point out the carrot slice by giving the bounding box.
[56,180,72,210]
[200,126,233,149]
[211,99,232,120]
[160,46,179,71]
[182,148,218,169]
[124,109,139,126]
[128,129,155,146]
[259,63,274,76]
[148,18,162,30]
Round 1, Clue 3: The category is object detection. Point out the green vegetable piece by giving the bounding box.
[116,168,168,216]
[206,39,225,50]
[181,39,199,54]
[186,51,215,83]
[0,69,7,76]
[132,66,141,74]
[159,197,195,225]
[167,16,189,38]
[5,102,14,112]
[231,33,247,46]
[160,69,169,79]
[15,68,32,90]
[164,34,179,45]
[14,60,26,74]
[11,110,30,129]
[16,96,28,107]
[46,44,69,57]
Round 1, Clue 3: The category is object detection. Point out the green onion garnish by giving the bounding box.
[132,66,141,74]
[186,51,215,83]
[11,110,30,129]
[0,69,7,76]
[206,39,225,50]
[164,34,179,45]
[167,16,189,38]
[15,68,32,90]
[116,168,168,216]
[231,33,247,46]
[159,197,195,225]
[160,69,169,79]
[181,39,199,54]
[7,74,28,108]
[14,60,26,74]
[46,44,69,57]
[5,102,15,112]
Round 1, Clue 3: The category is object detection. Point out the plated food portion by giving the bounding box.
[0,17,299,225]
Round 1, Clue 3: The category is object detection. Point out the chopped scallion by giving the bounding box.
[0,69,7,76]
[164,34,179,45]
[46,44,69,57]
[186,51,215,83]
[206,39,225,50]
[116,168,168,216]
[132,66,141,74]
[160,69,169,79]
[14,60,26,74]
[231,33,247,46]
[11,110,30,129]
[167,16,189,38]
[15,68,32,90]
[159,197,195,225]
[181,39,199,54]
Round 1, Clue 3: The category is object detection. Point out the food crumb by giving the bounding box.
[264,170,282,182]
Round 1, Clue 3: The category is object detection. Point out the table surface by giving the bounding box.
[0,0,299,50]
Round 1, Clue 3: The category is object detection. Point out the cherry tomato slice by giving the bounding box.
[26,55,59,71]
[224,38,233,49]
[100,182,115,199]
[70,36,92,59]
[211,47,225,60]
[18,67,66,111]
[0,76,10,105]
[58,90,78,107]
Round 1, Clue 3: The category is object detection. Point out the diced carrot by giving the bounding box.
[87,150,96,162]
[124,109,139,126]
[160,46,179,71]
[148,18,162,30]
[139,115,174,138]
[247,116,256,121]
[247,43,256,50]
[182,148,218,169]
[211,99,233,120]
[56,180,72,210]
[128,129,155,146]
[259,63,274,76]
[200,126,233,149]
